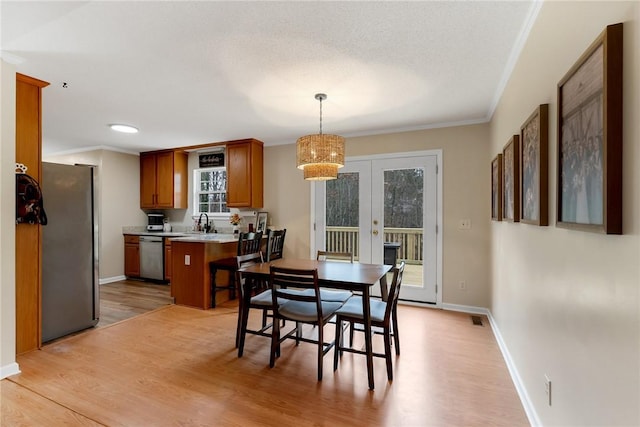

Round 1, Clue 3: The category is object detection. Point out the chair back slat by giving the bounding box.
[266,229,286,262]
[237,231,263,256]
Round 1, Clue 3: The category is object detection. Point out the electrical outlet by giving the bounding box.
[184,255,191,266]
[458,219,472,230]
[544,375,552,406]
[459,280,467,291]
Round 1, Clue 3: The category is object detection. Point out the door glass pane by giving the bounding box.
[383,168,424,288]
[325,172,359,260]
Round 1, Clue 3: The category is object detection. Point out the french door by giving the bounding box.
[313,151,441,304]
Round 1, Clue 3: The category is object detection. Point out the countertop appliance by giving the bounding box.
[41,162,99,342]
[147,213,164,231]
[139,235,164,280]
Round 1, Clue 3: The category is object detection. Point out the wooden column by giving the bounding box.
[15,73,49,354]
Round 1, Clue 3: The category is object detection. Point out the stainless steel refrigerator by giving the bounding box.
[41,162,99,342]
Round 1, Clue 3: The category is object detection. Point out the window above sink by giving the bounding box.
[193,166,230,217]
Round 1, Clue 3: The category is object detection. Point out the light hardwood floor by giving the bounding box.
[97,280,174,327]
[2,290,529,426]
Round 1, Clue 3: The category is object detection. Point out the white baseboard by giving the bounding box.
[441,302,489,315]
[99,275,126,285]
[441,303,540,427]
[485,311,541,427]
[1,362,20,379]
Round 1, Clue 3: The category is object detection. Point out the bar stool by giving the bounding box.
[209,231,262,308]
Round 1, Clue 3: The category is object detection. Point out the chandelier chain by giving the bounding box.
[319,96,323,135]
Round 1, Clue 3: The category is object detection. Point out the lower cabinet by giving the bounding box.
[125,234,175,282]
[124,235,140,277]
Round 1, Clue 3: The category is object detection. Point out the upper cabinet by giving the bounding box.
[140,150,188,209]
[226,139,264,208]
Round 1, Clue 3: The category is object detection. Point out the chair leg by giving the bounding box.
[383,326,393,381]
[317,324,323,381]
[235,302,242,349]
[238,297,252,358]
[333,317,342,372]
[210,268,218,308]
[270,315,280,368]
[295,322,301,345]
[392,309,400,356]
[228,270,236,300]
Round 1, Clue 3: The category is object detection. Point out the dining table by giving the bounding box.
[238,258,392,390]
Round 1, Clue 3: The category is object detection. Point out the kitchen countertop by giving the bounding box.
[123,231,191,237]
[123,230,239,243]
[170,234,238,243]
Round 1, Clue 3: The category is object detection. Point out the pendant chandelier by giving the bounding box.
[296,93,345,180]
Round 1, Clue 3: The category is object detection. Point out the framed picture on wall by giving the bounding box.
[502,135,520,223]
[491,154,503,221]
[256,212,268,233]
[557,23,622,234]
[520,104,549,226]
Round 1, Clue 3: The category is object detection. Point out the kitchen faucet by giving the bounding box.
[198,213,209,233]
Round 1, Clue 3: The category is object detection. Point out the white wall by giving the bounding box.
[265,123,492,308]
[490,2,639,425]
[100,150,147,278]
[0,60,19,377]
[44,150,146,281]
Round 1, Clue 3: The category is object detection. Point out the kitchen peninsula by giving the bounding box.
[170,234,239,309]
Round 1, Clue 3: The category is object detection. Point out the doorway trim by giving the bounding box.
[310,149,443,307]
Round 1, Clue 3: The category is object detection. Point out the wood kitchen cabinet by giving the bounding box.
[171,239,237,309]
[124,235,140,277]
[226,139,263,208]
[16,73,49,354]
[140,150,188,209]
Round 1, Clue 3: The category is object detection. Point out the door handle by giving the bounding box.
[372,230,379,235]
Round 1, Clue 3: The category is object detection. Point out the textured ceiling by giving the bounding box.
[1,1,539,155]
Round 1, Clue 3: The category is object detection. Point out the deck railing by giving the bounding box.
[325,227,423,265]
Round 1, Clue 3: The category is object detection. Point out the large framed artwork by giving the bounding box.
[502,136,520,223]
[520,104,549,226]
[491,154,503,221]
[557,23,623,234]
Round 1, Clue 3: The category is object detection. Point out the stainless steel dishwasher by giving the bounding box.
[139,235,164,280]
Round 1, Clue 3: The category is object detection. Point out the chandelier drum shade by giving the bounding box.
[296,93,345,180]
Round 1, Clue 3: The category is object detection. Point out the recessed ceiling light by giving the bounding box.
[109,124,139,134]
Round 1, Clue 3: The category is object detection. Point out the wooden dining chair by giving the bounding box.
[333,261,405,381]
[209,231,262,308]
[237,253,309,356]
[269,266,343,381]
[265,229,286,262]
[315,250,353,303]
